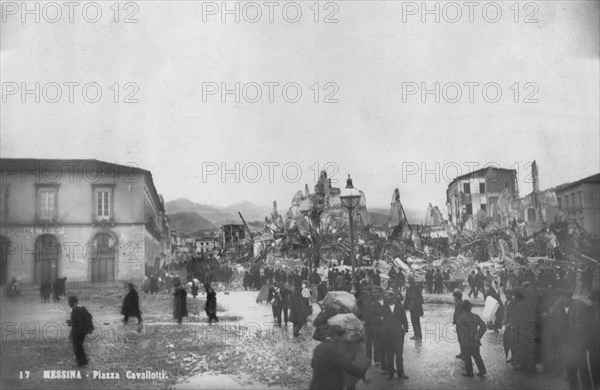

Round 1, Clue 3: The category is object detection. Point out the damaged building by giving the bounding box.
[554,173,600,236]
[284,170,369,231]
[446,166,519,230]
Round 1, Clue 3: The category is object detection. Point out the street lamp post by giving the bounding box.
[340,175,362,295]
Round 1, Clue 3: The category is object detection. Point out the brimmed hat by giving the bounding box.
[452,291,462,299]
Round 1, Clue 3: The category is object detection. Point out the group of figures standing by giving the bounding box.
[264,280,313,338]
[307,261,599,390]
[63,277,222,367]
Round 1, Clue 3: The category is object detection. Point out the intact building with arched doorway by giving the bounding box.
[0,159,171,287]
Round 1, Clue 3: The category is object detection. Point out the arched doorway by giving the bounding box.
[91,233,116,283]
[0,235,11,285]
[35,234,60,284]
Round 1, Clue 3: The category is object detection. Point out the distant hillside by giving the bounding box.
[168,211,216,232]
[165,198,271,227]
[368,207,422,226]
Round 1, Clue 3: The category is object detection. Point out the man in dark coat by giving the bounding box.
[334,273,347,291]
[434,269,444,294]
[372,270,381,287]
[205,284,218,324]
[53,277,67,301]
[425,269,434,294]
[40,281,52,302]
[172,278,188,324]
[467,271,477,299]
[503,289,517,362]
[268,282,284,326]
[453,291,466,358]
[513,284,538,372]
[475,269,486,297]
[364,287,385,368]
[562,291,593,390]
[456,300,487,377]
[66,296,93,367]
[301,267,308,281]
[404,277,423,340]
[150,275,159,295]
[310,270,321,285]
[397,269,406,288]
[289,282,310,338]
[388,267,398,284]
[243,271,250,290]
[309,330,368,390]
[381,290,409,380]
[121,283,143,331]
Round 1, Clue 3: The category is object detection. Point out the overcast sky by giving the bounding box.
[2,1,598,220]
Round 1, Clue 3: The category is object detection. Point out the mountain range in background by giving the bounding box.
[167,212,216,232]
[165,198,272,232]
[165,198,424,233]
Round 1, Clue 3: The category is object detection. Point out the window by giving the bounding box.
[36,185,57,222]
[504,181,509,189]
[558,197,562,208]
[93,185,114,221]
[481,204,487,212]
[479,183,486,194]
[463,183,471,194]
[97,191,110,218]
[578,191,582,207]
[465,204,473,215]
[571,194,575,208]
[565,196,569,208]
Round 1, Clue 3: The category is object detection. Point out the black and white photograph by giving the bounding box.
[1,1,599,389]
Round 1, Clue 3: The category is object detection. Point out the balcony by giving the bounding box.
[92,214,115,226]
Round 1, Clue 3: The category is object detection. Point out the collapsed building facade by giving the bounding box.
[256,163,598,285]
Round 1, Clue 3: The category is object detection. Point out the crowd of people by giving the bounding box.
[243,265,323,293]
[3,257,597,389]
[306,262,599,390]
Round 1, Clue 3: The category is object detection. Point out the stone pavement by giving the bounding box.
[174,374,287,390]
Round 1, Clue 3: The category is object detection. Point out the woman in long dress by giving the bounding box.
[205,284,219,324]
[121,283,143,332]
[172,278,188,324]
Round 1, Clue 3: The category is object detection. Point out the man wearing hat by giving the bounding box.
[456,300,487,377]
[365,286,385,370]
[560,289,593,390]
[268,282,284,326]
[381,290,409,380]
[452,291,466,358]
[404,276,424,340]
[541,288,570,377]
